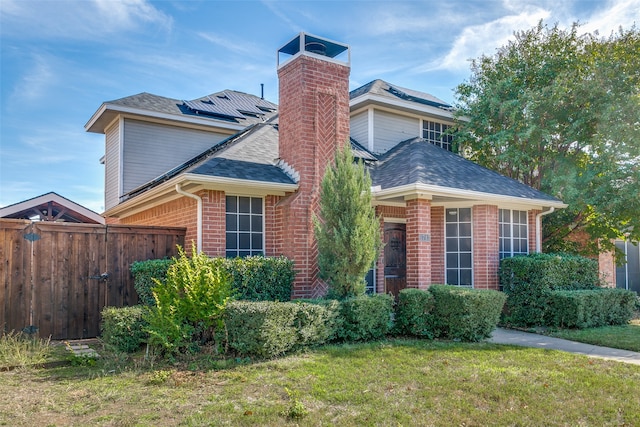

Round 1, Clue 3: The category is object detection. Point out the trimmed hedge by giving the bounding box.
[100,305,148,353]
[500,253,600,326]
[130,259,174,306]
[546,288,637,329]
[226,256,295,302]
[394,288,436,338]
[335,294,394,342]
[430,285,506,342]
[225,300,338,357]
[131,255,295,305]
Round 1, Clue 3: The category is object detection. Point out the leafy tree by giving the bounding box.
[454,21,640,256]
[314,144,382,299]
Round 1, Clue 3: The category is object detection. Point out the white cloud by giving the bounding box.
[197,32,263,56]
[11,53,55,102]
[425,6,551,72]
[0,0,172,40]
[581,0,640,36]
[260,1,303,33]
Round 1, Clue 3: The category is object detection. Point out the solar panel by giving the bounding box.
[183,91,276,120]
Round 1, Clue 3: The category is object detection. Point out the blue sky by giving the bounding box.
[1,0,638,213]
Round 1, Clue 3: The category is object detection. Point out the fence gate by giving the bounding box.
[0,219,185,339]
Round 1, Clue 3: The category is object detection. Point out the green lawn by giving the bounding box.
[2,339,639,426]
[545,318,640,352]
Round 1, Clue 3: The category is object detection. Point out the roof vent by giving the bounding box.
[305,41,327,56]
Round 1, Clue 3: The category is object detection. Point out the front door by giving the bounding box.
[384,223,406,297]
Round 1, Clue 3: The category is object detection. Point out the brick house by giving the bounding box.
[86,33,566,299]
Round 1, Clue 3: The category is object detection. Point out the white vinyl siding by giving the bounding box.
[350,111,368,148]
[372,110,419,154]
[122,119,227,194]
[104,123,121,210]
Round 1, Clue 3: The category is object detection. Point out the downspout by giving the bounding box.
[535,207,555,253]
[175,183,202,253]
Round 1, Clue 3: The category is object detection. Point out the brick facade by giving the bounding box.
[472,205,499,289]
[277,54,351,298]
[430,206,446,284]
[405,198,432,288]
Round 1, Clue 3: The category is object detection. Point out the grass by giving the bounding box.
[0,331,54,370]
[1,338,640,426]
[545,318,640,352]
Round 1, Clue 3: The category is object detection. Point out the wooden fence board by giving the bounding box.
[0,219,184,339]
[0,220,32,334]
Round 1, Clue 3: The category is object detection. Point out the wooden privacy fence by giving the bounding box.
[0,219,185,340]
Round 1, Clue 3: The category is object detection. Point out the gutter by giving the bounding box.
[535,207,555,253]
[175,184,203,253]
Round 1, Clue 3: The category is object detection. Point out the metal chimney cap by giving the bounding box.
[278,32,350,68]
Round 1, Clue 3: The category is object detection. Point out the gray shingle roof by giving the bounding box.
[107,90,277,125]
[350,79,451,109]
[369,138,561,202]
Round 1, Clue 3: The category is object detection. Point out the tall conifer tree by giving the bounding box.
[314,144,382,298]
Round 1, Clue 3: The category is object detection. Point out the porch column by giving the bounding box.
[405,198,431,289]
[472,205,499,289]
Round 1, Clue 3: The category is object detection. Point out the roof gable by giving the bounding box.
[0,192,104,224]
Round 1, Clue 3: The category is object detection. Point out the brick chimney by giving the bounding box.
[276,33,351,298]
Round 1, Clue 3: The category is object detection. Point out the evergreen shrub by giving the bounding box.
[394,288,436,338]
[131,255,295,305]
[500,253,599,326]
[130,259,174,306]
[224,300,338,357]
[100,306,148,353]
[334,294,394,342]
[546,288,637,328]
[430,285,506,342]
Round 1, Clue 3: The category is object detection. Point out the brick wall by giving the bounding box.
[277,53,351,298]
[528,209,540,253]
[405,198,431,288]
[112,189,225,256]
[431,206,445,284]
[472,205,499,289]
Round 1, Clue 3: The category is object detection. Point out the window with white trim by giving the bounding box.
[499,209,528,259]
[422,120,453,151]
[445,208,473,287]
[225,196,264,258]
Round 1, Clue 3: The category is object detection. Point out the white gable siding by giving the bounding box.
[104,123,120,211]
[373,110,419,154]
[350,111,368,148]
[122,119,227,194]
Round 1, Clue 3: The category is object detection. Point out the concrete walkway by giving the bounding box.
[487,328,640,365]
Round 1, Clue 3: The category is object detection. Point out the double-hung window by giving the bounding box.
[499,209,528,259]
[225,196,264,258]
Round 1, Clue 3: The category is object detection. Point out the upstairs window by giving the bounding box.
[226,196,264,258]
[422,120,453,151]
[499,209,528,259]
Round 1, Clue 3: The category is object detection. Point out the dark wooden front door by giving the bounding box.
[384,223,406,297]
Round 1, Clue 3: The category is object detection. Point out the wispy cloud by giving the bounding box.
[0,0,172,40]
[581,0,640,36]
[197,32,263,56]
[261,1,303,33]
[424,6,551,72]
[11,53,55,102]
